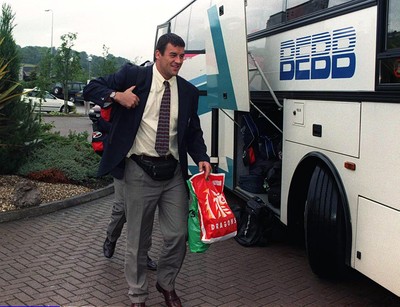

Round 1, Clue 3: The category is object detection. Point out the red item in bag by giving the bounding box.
[188,172,237,243]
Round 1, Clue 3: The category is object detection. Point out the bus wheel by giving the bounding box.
[305,164,346,278]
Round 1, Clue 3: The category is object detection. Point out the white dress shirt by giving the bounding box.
[127,65,179,159]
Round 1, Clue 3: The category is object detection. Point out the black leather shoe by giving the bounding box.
[156,282,182,307]
[130,303,146,307]
[103,238,116,258]
[147,255,157,271]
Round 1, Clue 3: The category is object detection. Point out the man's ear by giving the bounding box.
[154,50,161,60]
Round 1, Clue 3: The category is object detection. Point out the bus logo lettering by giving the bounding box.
[280,27,356,80]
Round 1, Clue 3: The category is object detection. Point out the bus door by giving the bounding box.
[205,0,249,189]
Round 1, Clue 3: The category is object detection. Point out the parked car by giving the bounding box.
[74,90,85,104]
[51,81,86,103]
[75,90,94,106]
[22,88,76,113]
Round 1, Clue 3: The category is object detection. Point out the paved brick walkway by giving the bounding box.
[0,193,399,307]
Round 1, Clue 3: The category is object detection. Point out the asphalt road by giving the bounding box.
[41,105,93,141]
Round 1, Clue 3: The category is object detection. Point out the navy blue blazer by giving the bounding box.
[83,63,209,180]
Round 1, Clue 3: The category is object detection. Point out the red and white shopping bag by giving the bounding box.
[188,172,237,243]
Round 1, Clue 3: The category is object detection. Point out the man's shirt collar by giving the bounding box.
[153,65,176,92]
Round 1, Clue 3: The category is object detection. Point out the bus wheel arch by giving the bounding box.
[287,153,352,277]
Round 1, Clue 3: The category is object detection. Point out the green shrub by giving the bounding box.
[0,6,42,174]
[0,101,43,174]
[17,130,112,188]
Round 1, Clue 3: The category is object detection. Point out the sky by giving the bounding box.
[7,0,192,62]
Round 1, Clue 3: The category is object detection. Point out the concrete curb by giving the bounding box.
[0,184,114,223]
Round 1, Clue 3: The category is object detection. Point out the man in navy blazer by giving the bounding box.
[83,33,211,307]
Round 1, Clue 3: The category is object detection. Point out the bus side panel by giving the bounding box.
[281,99,360,223]
[281,131,359,245]
[355,197,400,297]
[282,99,400,296]
[248,6,377,92]
[284,99,361,157]
[358,102,400,211]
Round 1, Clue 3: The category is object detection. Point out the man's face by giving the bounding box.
[155,43,185,80]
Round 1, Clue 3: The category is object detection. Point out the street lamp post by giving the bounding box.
[84,56,93,115]
[87,56,92,81]
[44,9,53,54]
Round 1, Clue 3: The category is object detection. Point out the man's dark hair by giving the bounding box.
[156,33,185,55]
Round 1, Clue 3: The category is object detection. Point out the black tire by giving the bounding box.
[305,164,346,278]
[60,105,71,113]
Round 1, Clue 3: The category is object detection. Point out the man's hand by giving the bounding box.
[114,86,140,109]
[199,161,212,180]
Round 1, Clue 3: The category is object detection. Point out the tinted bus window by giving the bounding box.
[247,0,284,33]
[170,6,191,45]
[286,0,329,21]
[387,0,400,50]
[187,0,210,51]
[379,0,400,85]
[247,0,352,32]
[169,1,209,51]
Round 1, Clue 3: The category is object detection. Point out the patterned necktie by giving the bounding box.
[155,81,170,156]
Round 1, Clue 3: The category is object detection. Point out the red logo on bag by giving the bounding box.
[203,189,229,218]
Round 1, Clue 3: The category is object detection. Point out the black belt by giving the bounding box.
[131,154,175,162]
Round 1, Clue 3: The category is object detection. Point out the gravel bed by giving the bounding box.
[0,175,93,212]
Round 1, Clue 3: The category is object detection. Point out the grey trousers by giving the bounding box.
[106,177,126,243]
[124,158,188,303]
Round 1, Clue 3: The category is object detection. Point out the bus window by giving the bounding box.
[247,0,284,32]
[170,6,191,49]
[379,0,400,85]
[186,0,210,51]
[253,0,353,31]
[286,0,329,21]
[387,0,400,50]
[170,18,176,36]
[328,0,353,8]
[155,23,170,53]
[248,38,268,92]
[168,2,207,52]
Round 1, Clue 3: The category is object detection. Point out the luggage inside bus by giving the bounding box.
[234,104,283,215]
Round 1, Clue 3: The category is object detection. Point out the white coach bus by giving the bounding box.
[155,0,400,296]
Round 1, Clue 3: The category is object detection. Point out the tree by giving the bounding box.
[0,4,42,174]
[18,45,132,82]
[36,49,53,92]
[97,44,118,76]
[0,3,20,110]
[0,38,21,109]
[0,4,18,84]
[90,46,142,79]
[53,32,82,113]
[0,3,22,117]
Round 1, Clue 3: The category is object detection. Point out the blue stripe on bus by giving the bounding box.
[217,157,234,190]
[189,74,209,116]
[207,5,237,110]
[198,95,210,116]
[189,74,207,88]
